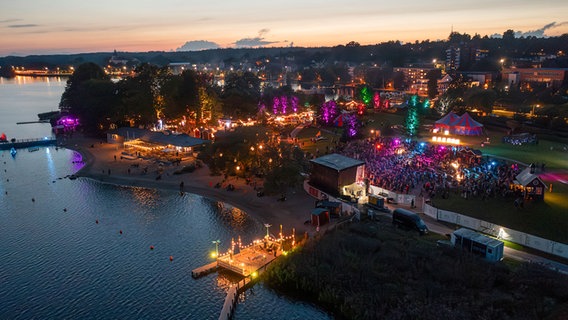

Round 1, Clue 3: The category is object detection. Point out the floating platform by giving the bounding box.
[216,240,279,277]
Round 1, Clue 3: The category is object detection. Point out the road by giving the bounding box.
[373,205,568,275]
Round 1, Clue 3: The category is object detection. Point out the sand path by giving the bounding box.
[62,134,315,236]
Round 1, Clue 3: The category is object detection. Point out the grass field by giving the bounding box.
[296,111,568,243]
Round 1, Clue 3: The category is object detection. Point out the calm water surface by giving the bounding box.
[0,77,330,320]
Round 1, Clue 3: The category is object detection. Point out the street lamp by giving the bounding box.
[532,104,540,117]
[264,223,272,239]
[211,240,220,258]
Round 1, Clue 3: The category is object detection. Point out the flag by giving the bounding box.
[315,131,321,137]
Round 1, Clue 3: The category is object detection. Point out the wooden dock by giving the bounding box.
[216,240,279,277]
[191,261,218,278]
[218,263,271,320]
[192,237,289,320]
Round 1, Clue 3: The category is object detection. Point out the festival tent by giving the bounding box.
[334,112,352,127]
[451,112,484,135]
[434,112,460,131]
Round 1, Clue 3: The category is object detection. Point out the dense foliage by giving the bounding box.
[264,219,568,320]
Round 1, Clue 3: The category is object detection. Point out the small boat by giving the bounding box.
[28,147,40,152]
[10,147,17,157]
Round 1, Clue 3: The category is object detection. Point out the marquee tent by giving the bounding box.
[452,112,484,135]
[434,112,460,131]
[334,112,353,127]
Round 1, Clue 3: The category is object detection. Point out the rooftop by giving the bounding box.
[310,153,365,171]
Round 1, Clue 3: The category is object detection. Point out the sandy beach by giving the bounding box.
[63,134,316,236]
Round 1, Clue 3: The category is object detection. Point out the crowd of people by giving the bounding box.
[336,136,525,202]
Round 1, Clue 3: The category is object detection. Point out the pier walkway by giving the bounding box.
[191,261,218,278]
[0,137,57,150]
[192,237,285,320]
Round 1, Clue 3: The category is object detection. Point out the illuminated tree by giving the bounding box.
[373,92,381,109]
[319,100,338,126]
[405,95,420,136]
[273,96,280,114]
[281,96,288,114]
[359,85,372,106]
[291,96,299,113]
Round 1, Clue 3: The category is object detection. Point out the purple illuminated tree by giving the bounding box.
[340,113,361,141]
[291,96,299,113]
[273,96,280,114]
[258,101,266,113]
[319,100,338,126]
[281,96,288,114]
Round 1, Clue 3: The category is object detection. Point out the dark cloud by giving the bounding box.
[234,28,279,48]
[517,21,566,37]
[234,37,278,48]
[492,22,568,38]
[176,40,220,51]
[0,19,21,24]
[8,24,39,28]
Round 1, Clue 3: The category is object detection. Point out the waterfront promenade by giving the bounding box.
[63,134,315,236]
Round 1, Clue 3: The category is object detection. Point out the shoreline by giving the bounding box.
[64,134,314,236]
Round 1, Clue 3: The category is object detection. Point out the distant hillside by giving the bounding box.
[1,33,567,72]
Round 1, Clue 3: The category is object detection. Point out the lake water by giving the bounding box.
[0,77,330,320]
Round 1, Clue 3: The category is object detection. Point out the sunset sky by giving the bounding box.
[1,0,568,56]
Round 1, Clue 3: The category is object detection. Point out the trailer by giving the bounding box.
[366,194,390,212]
[451,228,504,262]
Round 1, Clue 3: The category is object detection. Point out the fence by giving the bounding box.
[424,203,568,260]
[304,181,360,219]
[367,185,416,207]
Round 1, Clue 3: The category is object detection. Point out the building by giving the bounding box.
[394,66,435,91]
[513,167,546,201]
[107,127,210,153]
[437,74,453,94]
[446,46,461,71]
[501,68,568,88]
[309,153,365,198]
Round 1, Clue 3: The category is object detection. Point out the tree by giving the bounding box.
[426,69,441,99]
[59,63,118,133]
[405,95,420,136]
[358,84,373,106]
[465,87,497,114]
[59,62,109,113]
[222,71,261,117]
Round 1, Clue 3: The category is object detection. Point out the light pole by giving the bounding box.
[532,104,540,117]
[212,240,220,258]
[264,223,272,239]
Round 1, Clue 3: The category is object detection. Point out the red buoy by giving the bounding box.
[150,246,154,250]
[119,230,123,235]
[169,255,173,261]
